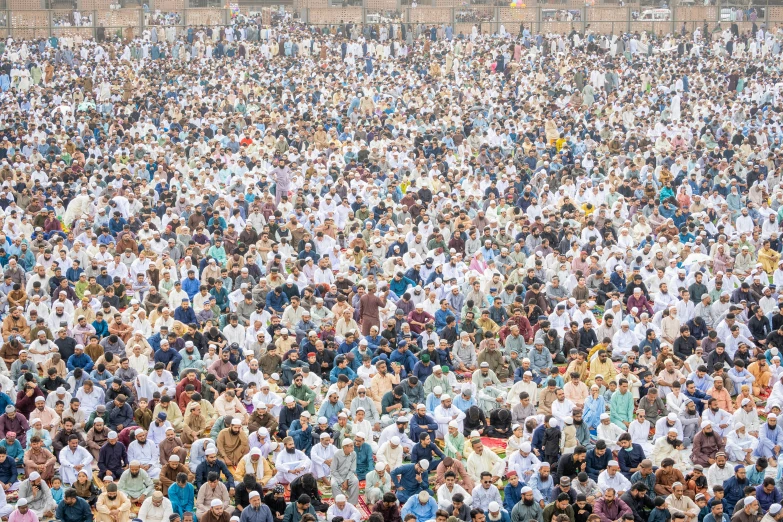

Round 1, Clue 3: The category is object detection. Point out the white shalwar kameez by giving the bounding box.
[58,445,93,484]
[310,442,336,480]
[274,448,311,484]
[725,426,758,462]
[127,440,162,479]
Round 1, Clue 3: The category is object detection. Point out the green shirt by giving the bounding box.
[288,383,316,414]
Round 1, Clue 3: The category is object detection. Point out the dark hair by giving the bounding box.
[65,488,78,499]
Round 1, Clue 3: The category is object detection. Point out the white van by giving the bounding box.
[639,8,671,20]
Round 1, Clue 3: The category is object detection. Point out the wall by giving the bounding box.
[4,3,783,38]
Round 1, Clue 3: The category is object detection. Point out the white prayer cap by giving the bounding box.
[745,498,757,507]
[668,427,678,433]
[390,436,401,446]
[249,491,260,499]
[608,460,619,467]
[108,431,118,439]
[418,491,430,503]
[17,498,27,507]
[741,398,751,406]
[28,472,40,481]
[231,418,242,426]
[667,413,677,422]
[205,447,217,455]
[169,455,180,462]
[356,432,366,439]
[433,386,443,395]
[418,459,429,470]
[521,487,533,494]
[342,438,353,446]
[320,432,330,440]
[318,417,328,424]
[701,420,712,428]
[211,499,224,507]
[448,421,458,429]
[285,396,295,404]
[770,505,782,515]
[489,502,500,513]
[441,394,451,400]
[250,448,262,457]
[600,413,610,420]
[335,495,346,502]
[549,418,559,428]
[771,413,779,420]
[520,442,532,453]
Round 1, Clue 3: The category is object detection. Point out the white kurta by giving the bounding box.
[597,470,632,493]
[433,405,466,437]
[507,451,542,481]
[274,449,311,483]
[252,391,283,417]
[58,445,93,484]
[597,422,627,451]
[628,420,654,454]
[326,502,362,522]
[725,429,758,462]
[127,440,161,479]
[376,441,403,470]
[310,443,336,480]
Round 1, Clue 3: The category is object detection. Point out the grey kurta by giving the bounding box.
[331,448,359,505]
[17,478,57,517]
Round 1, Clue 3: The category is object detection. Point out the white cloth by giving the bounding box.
[127,440,161,479]
[310,442,336,480]
[597,470,632,493]
[273,448,311,484]
[58,445,93,484]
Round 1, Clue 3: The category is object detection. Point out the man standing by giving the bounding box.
[359,285,388,336]
[331,438,360,505]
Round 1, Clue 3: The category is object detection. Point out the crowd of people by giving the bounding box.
[0,9,778,522]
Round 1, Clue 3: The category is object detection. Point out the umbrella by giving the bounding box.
[682,253,711,266]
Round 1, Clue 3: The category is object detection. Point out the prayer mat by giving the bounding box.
[480,436,508,457]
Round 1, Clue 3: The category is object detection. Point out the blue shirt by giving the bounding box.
[355,442,374,480]
[67,353,94,372]
[401,495,438,520]
[241,504,275,522]
[391,463,430,497]
[504,482,523,512]
[56,496,94,522]
[168,482,195,517]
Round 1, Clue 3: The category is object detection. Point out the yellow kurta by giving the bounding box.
[95,491,132,522]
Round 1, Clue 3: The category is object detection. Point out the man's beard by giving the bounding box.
[524,499,534,506]
[704,431,714,437]
[286,447,296,454]
[573,419,583,425]
[131,471,139,478]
